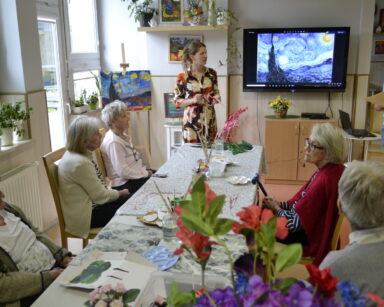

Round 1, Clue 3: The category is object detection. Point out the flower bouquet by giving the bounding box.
[184,0,203,25]
[160,177,380,306]
[268,96,292,118]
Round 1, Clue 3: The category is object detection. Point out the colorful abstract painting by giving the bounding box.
[101,70,152,111]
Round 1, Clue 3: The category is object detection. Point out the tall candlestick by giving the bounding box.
[121,43,126,63]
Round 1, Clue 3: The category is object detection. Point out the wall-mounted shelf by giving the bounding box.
[138,25,228,32]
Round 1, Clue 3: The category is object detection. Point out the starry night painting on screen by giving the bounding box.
[257,32,335,85]
[100,70,152,111]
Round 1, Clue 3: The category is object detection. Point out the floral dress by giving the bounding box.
[174,67,220,143]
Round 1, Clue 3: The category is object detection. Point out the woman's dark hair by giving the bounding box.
[181,41,206,71]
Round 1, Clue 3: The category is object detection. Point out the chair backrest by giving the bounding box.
[42,147,67,245]
[330,213,344,251]
[94,128,108,179]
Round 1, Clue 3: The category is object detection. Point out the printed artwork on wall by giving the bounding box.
[100,71,152,111]
[169,35,203,63]
[164,92,184,117]
[159,0,183,24]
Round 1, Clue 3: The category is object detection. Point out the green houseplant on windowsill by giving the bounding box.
[70,90,88,114]
[121,0,157,27]
[87,92,99,111]
[0,101,32,146]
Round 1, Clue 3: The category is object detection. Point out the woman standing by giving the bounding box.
[174,41,221,143]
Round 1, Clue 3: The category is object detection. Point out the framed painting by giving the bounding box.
[169,35,203,63]
[159,0,183,24]
[164,93,183,118]
[372,35,384,61]
[100,70,152,111]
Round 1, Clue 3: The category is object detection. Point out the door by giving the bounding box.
[265,118,299,181]
[37,0,70,151]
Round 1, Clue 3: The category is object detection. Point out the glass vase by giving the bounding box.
[162,213,178,242]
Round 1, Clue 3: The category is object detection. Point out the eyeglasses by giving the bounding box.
[305,138,324,151]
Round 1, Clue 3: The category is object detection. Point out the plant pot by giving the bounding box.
[88,104,97,111]
[139,12,154,27]
[274,109,288,118]
[71,105,88,114]
[1,128,14,146]
[217,12,228,25]
[188,14,202,26]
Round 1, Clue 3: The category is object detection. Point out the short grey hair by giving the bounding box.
[101,100,127,128]
[311,123,347,164]
[66,116,101,155]
[339,161,384,230]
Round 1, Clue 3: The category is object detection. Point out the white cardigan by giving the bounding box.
[58,150,119,238]
[100,130,149,187]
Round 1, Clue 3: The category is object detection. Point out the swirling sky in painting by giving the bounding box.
[257,32,335,84]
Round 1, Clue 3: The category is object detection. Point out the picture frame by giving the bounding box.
[169,35,203,63]
[159,0,183,24]
[164,93,184,118]
[372,35,384,61]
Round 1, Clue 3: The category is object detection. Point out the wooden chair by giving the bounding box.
[42,147,101,249]
[299,214,344,264]
[93,128,108,180]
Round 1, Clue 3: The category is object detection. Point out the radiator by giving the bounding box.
[0,162,43,230]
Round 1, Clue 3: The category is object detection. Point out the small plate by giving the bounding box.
[226,176,250,185]
[137,211,167,227]
[143,246,179,271]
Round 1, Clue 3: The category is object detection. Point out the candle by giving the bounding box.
[121,43,126,63]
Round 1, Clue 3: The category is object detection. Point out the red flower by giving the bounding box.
[366,293,384,307]
[306,264,339,298]
[232,205,262,234]
[175,218,216,260]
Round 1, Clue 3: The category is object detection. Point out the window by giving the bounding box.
[73,71,99,100]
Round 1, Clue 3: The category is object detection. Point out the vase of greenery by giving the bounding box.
[121,0,157,27]
[87,92,99,110]
[70,90,88,114]
[184,0,203,26]
[0,102,32,146]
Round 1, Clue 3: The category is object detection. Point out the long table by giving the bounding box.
[33,144,265,306]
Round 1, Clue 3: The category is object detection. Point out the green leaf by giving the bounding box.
[212,218,233,235]
[167,282,196,306]
[274,277,298,294]
[206,195,225,223]
[122,288,141,303]
[181,212,214,236]
[275,243,302,273]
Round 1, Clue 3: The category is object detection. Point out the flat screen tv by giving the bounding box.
[243,27,350,92]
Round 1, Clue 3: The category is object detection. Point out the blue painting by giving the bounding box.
[257,32,335,84]
[100,70,152,111]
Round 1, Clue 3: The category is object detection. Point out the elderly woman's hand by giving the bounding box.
[59,255,73,268]
[262,197,281,214]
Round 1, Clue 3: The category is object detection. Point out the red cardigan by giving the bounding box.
[290,163,345,265]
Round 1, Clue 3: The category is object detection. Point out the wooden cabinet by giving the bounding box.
[265,117,334,184]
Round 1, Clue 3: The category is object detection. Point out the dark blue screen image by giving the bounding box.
[257,32,335,84]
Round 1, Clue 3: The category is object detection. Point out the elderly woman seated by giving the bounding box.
[0,191,72,307]
[58,116,130,239]
[320,161,384,298]
[262,123,346,265]
[100,101,152,195]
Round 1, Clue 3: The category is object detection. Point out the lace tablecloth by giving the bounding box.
[117,144,266,220]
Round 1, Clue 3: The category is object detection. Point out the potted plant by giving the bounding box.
[87,92,99,110]
[0,101,32,146]
[184,0,203,26]
[268,96,293,118]
[121,0,157,27]
[70,90,88,114]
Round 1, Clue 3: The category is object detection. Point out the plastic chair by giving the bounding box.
[299,214,344,265]
[42,147,101,249]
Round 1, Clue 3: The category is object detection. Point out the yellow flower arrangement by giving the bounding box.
[268,96,292,112]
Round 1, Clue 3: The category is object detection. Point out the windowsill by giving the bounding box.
[0,139,33,158]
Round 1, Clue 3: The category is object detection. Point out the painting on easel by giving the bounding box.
[100,70,152,111]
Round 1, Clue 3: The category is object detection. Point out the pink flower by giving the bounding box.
[115,283,127,294]
[110,299,124,307]
[89,288,101,302]
[218,107,248,143]
[100,284,113,294]
[95,301,108,307]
